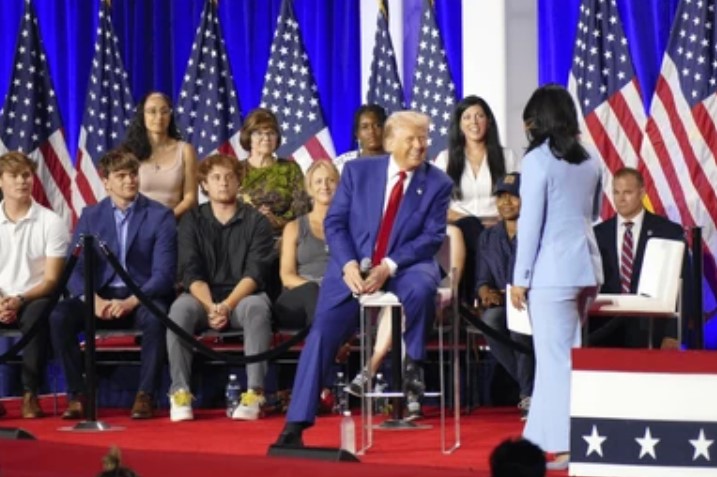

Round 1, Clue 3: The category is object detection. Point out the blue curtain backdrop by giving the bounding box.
[0,0,463,160]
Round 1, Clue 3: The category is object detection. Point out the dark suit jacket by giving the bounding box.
[594,211,686,294]
[320,156,453,304]
[67,193,177,299]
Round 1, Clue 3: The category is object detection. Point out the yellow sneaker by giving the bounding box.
[169,389,194,422]
[231,389,266,420]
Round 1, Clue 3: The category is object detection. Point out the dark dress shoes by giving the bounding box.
[21,392,44,419]
[62,398,85,420]
[274,425,305,447]
[131,391,154,419]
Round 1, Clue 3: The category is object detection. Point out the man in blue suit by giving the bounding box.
[593,167,687,348]
[50,149,177,420]
[275,111,452,446]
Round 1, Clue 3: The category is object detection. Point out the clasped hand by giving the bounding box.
[95,296,138,320]
[208,302,230,330]
[0,297,19,324]
[343,261,390,296]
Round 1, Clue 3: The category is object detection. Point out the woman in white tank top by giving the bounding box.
[123,92,198,219]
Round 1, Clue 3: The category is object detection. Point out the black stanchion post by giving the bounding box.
[691,227,704,349]
[70,235,115,432]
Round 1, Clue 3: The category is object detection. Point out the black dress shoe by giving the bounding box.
[274,429,304,447]
[403,356,425,397]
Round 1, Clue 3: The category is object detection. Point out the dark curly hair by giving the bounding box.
[121,92,183,161]
[446,96,506,200]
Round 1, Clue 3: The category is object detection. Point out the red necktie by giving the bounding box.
[620,221,634,293]
[372,171,407,266]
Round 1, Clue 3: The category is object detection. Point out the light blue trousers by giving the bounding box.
[522,286,597,453]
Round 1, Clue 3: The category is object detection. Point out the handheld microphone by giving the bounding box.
[352,258,373,299]
[359,257,373,279]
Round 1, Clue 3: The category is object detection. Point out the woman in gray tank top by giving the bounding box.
[274,160,338,330]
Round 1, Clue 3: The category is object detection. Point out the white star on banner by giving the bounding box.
[582,425,607,457]
[635,427,660,459]
[689,429,714,461]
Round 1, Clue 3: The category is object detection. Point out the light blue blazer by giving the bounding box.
[513,142,603,289]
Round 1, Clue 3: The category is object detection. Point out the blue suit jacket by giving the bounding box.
[321,156,452,303]
[514,142,603,289]
[67,193,177,299]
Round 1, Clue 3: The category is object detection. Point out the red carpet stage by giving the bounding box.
[0,396,566,477]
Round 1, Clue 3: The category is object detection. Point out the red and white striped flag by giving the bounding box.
[0,0,78,226]
[567,0,650,219]
[260,0,335,173]
[640,0,717,297]
[75,0,135,207]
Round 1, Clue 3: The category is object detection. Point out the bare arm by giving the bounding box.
[173,142,198,219]
[279,219,309,289]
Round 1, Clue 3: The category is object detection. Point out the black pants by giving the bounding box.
[0,298,51,393]
[274,282,320,330]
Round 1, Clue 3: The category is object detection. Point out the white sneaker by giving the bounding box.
[231,389,266,420]
[169,389,194,422]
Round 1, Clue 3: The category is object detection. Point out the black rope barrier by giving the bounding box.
[0,244,80,364]
[460,303,533,355]
[97,240,310,365]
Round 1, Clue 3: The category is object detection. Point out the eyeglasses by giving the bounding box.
[251,130,278,139]
[144,108,172,117]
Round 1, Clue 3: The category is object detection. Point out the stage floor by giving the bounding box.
[0,395,565,477]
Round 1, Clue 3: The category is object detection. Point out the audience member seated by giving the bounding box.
[490,437,546,477]
[123,91,198,219]
[434,96,520,302]
[593,167,688,348]
[334,104,388,173]
[274,160,338,329]
[0,152,69,419]
[237,108,306,235]
[167,154,276,422]
[274,111,452,447]
[49,149,177,420]
[475,173,535,419]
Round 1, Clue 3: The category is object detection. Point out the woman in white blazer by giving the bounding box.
[510,84,603,470]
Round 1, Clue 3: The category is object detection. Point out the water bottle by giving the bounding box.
[225,374,241,418]
[373,372,388,415]
[340,410,356,454]
[334,371,347,414]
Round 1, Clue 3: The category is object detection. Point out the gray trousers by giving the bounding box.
[167,292,273,393]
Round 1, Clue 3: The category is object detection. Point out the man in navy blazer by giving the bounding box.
[593,167,687,348]
[275,111,452,446]
[50,149,177,419]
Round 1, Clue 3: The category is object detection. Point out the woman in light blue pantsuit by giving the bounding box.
[510,85,603,469]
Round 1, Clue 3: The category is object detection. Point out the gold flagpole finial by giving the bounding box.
[103,0,111,7]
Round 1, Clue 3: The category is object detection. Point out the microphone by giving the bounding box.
[352,258,373,299]
[359,257,373,279]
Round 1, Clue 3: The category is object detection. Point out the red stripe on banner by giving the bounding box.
[217,141,235,157]
[30,173,52,209]
[303,136,330,161]
[573,348,717,373]
[39,141,73,207]
[609,86,643,155]
[75,153,98,206]
[657,80,717,230]
[583,113,623,218]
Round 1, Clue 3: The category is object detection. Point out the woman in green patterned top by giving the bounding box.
[238,108,307,234]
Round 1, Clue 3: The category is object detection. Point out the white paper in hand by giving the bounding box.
[506,284,532,335]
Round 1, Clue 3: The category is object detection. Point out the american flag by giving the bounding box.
[366,0,405,115]
[409,0,456,160]
[570,349,717,475]
[567,0,649,219]
[175,0,243,159]
[0,0,78,226]
[260,0,335,173]
[640,0,717,298]
[75,1,135,207]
